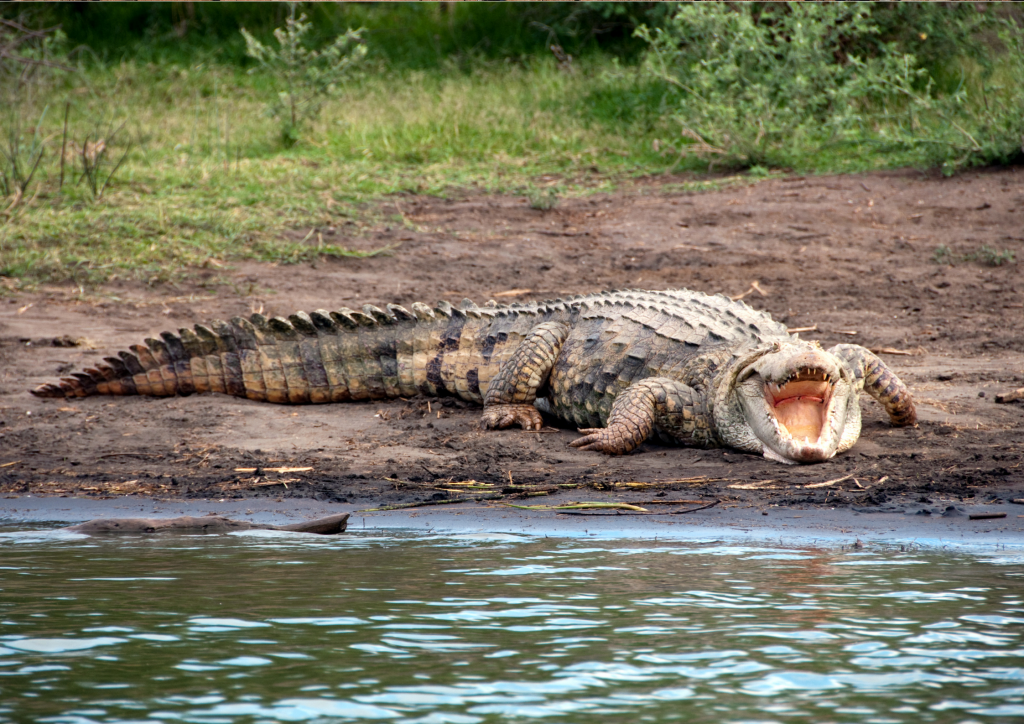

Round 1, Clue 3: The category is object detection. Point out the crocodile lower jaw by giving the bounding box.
[763,438,837,464]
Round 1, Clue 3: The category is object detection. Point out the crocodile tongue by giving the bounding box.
[768,379,830,442]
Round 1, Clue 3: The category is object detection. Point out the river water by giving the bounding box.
[1,527,1023,723]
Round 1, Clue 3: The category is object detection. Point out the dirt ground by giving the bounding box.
[2,168,1023,517]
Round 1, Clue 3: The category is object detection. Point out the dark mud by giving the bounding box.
[1,168,1022,518]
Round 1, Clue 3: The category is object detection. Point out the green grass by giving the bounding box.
[0,58,676,286]
[0,52,1019,287]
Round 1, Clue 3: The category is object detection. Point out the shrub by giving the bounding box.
[636,3,1024,172]
[527,186,559,211]
[931,245,955,265]
[241,6,366,147]
[969,246,1015,267]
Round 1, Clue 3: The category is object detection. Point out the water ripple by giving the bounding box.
[1,533,1022,723]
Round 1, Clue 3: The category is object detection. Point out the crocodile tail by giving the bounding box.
[31,304,423,403]
[828,344,917,427]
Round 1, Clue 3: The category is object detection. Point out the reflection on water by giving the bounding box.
[0,527,1023,723]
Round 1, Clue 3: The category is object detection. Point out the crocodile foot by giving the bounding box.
[480,404,543,431]
[569,427,641,455]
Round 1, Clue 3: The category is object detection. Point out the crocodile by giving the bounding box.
[31,288,916,464]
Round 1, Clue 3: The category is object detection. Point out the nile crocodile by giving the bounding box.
[31,288,916,464]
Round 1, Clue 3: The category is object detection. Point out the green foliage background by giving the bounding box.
[0,2,1021,286]
[15,2,662,68]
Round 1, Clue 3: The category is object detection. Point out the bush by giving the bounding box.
[242,6,365,147]
[636,3,1024,172]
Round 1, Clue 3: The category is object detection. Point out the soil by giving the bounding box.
[2,167,1023,519]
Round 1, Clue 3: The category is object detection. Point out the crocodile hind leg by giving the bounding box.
[828,344,917,426]
[481,322,569,431]
[569,377,713,454]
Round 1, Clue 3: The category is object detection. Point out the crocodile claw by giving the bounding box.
[480,404,543,431]
[569,427,637,455]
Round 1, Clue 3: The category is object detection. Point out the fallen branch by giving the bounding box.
[969,511,1007,521]
[787,324,818,334]
[995,387,1024,404]
[62,513,349,536]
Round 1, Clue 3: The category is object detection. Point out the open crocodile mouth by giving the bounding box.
[765,368,836,443]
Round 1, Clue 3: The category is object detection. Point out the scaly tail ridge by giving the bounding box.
[30,304,420,402]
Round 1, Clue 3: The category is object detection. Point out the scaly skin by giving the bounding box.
[31,289,917,464]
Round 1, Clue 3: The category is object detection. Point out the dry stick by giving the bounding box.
[558,499,721,516]
[636,499,711,505]
[995,387,1024,404]
[98,452,164,459]
[249,478,302,487]
[359,494,505,513]
[969,512,1007,520]
[223,109,230,175]
[78,133,90,190]
[99,141,131,200]
[602,477,721,487]
[788,324,818,334]
[804,473,856,489]
[507,502,649,512]
[728,480,779,490]
[870,347,920,357]
[59,100,69,191]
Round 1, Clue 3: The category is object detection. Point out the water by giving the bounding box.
[1,527,1024,723]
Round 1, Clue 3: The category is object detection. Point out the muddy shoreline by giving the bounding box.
[2,169,1022,519]
[3,495,1023,551]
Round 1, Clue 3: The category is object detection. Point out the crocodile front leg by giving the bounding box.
[569,377,713,454]
[828,344,917,426]
[481,322,569,431]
